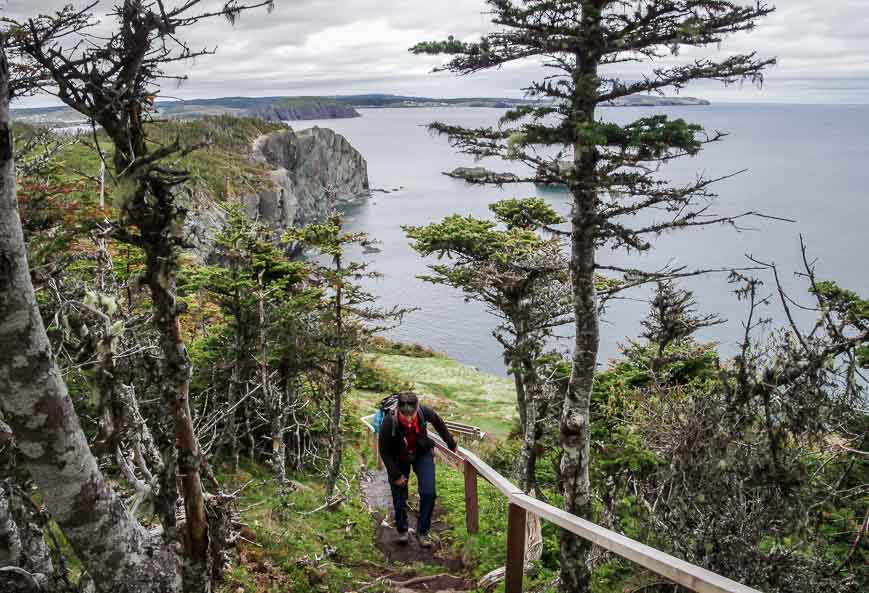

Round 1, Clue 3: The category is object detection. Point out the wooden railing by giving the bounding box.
[443,420,486,440]
[361,415,764,593]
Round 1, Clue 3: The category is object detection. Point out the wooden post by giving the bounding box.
[505,503,527,593]
[464,461,479,534]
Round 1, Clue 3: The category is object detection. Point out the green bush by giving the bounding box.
[367,336,444,358]
[352,356,413,393]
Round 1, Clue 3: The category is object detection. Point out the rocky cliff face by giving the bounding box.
[185,126,369,259]
[243,126,369,228]
[246,102,360,121]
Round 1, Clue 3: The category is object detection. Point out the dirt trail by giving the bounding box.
[360,469,476,592]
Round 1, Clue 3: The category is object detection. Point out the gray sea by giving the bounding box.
[296,105,869,375]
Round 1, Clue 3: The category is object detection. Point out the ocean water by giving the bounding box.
[295,105,869,375]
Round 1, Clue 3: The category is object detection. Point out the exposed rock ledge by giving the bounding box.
[186,126,369,260]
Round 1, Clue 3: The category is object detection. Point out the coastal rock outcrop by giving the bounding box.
[185,125,369,259]
[605,95,710,107]
[245,126,369,228]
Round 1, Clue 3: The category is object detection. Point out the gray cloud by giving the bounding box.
[6,0,869,106]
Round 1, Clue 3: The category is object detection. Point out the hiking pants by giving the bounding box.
[389,450,436,535]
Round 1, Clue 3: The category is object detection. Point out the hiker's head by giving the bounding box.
[397,392,418,419]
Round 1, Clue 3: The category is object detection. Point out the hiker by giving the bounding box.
[378,392,457,548]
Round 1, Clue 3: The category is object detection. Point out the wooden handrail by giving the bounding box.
[443,420,486,439]
[361,414,765,593]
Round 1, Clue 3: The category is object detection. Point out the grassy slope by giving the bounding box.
[355,354,518,439]
[54,116,284,203]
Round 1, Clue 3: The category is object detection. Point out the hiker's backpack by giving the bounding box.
[372,394,399,433]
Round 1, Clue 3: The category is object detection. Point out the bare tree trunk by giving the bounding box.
[0,40,180,593]
[513,369,527,430]
[227,359,241,473]
[559,35,601,591]
[519,370,544,495]
[4,482,61,591]
[514,322,541,495]
[518,393,538,495]
[154,429,180,542]
[258,274,287,485]
[271,406,287,485]
[325,254,346,500]
[244,397,255,460]
[1,479,62,592]
[560,188,598,593]
[325,373,344,499]
[143,249,210,591]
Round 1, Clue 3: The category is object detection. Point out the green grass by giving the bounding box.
[356,354,518,438]
[215,451,388,592]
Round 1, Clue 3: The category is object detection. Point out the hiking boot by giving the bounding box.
[396,531,409,546]
[417,533,433,548]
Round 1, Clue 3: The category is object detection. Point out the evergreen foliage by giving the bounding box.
[412,3,776,589]
[286,207,411,499]
[406,198,571,493]
[2,4,867,593]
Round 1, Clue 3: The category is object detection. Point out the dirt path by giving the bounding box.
[360,469,475,592]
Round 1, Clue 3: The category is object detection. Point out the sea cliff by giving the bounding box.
[185,124,369,259]
[245,126,370,227]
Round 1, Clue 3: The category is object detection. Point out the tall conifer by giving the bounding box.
[413,2,775,589]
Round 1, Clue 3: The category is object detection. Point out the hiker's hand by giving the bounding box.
[449,442,458,453]
[394,475,408,487]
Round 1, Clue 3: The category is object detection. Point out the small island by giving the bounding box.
[444,166,519,184]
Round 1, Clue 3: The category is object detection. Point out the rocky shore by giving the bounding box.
[246,126,370,227]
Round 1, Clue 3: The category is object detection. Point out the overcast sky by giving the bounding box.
[6,1,869,107]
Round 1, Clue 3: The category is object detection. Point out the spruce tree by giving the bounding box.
[405,197,572,494]
[413,2,775,589]
[287,210,410,500]
[184,204,306,479]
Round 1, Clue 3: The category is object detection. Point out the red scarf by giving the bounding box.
[398,410,419,455]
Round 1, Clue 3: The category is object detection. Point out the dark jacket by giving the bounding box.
[378,405,457,482]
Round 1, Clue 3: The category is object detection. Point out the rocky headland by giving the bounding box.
[245,126,369,227]
[185,124,369,259]
[604,95,710,107]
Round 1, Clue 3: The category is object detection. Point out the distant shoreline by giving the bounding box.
[11,93,710,127]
